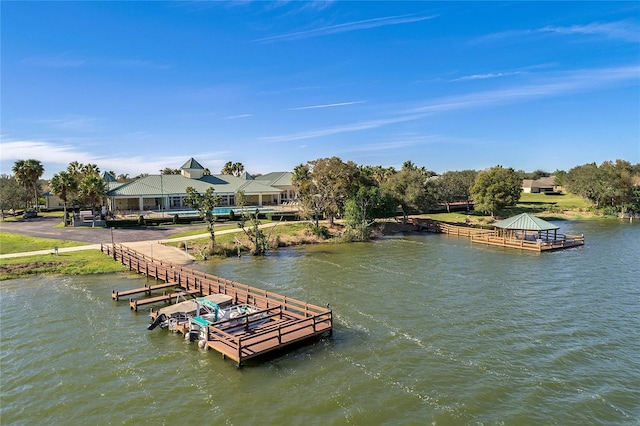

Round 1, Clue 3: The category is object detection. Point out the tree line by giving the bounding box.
[2,157,638,233]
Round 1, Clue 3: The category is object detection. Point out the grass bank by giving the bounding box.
[0,250,127,281]
[0,231,89,255]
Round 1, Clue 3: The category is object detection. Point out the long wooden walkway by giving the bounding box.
[102,243,332,366]
[409,218,585,251]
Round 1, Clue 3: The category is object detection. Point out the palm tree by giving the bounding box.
[12,159,44,210]
[221,161,245,177]
[79,174,106,227]
[50,171,78,226]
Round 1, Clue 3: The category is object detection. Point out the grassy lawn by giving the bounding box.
[0,231,89,255]
[518,192,592,210]
[0,250,127,280]
[165,223,242,239]
[165,222,315,250]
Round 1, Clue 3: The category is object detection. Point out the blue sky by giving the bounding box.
[1,1,639,179]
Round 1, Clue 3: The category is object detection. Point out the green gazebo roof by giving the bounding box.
[492,213,559,231]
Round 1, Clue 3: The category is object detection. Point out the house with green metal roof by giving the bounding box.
[254,172,295,204]
[105,158,293,214]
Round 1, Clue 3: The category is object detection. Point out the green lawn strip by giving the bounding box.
[0,250,127,281]
[165,222,311,248]
[0,231,89,255]
[165,220,274,239]
[518,192,592,210]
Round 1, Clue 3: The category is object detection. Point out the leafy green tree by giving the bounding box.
[565,160,640,214]
[553,170,567,187]
[470,165,522,217]
[433,170,477,212]
[12,159,44,209]
[292,163,324,228]
[0,174,30,215]
[381,161,435,223]
[183,186,221,253]
[309,157,359,225]
[292,157,360,226]
[49,171,78,226]
[343,186,397,241]
[238,208,269,255]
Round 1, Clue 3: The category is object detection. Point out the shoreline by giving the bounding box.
[0,213,631,281]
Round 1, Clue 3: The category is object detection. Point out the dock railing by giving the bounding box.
[406,218,585,251]
[102,242,333,365]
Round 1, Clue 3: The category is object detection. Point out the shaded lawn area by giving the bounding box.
[0,231,89,255]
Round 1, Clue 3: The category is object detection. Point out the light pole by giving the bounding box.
[159,170,164,217]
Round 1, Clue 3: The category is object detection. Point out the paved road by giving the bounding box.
[0,216,204,244]
[0,217,278,262]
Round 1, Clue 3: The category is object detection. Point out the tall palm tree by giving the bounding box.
[12,159,44,210]
[49,171,78,226]
[79,174,106,227]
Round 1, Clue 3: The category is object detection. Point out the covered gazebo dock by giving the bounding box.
[471,213,585,251]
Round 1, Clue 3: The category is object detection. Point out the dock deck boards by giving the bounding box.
[103,243,332,366]
[112,282,177,300]
[129,290,200,311]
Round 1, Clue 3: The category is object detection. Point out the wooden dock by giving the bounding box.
[111,282,177,301]
[409,218,585,251]
[102,243,333,366]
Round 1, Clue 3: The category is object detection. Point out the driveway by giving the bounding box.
[0,216,206,244]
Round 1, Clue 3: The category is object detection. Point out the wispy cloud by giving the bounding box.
[475,19,640,44]
[260,65,639,143]
[288,101,365,111]
[221,114,253,120]
[253,14,438,43]
[259,113,426,142]
[411,65,640,114]
[451,71,525,82]
[539,20,640,42]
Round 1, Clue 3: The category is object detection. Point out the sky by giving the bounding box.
[1,1,639,179]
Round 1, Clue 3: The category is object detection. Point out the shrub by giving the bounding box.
[309,225,330,239]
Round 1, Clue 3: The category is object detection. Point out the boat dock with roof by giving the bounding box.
[102,243,332,367]
[411,213,585,251]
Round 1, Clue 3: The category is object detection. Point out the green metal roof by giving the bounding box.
[180,157,205,170]
[492,213,559,231]
[102,171,117,182]
[106,174,281,197]
[254,171,293,187]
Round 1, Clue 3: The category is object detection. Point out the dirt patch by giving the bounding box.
[0,261,60,274]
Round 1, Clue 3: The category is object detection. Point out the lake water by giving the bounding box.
[2,220,639,425]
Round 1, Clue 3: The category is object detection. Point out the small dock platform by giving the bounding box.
[129,289,200,311]
[112,282,177,301]
[102,243,333,366]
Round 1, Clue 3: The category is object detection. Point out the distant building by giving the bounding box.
[522,176,557,193]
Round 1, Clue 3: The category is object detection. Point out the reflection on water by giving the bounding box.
[1,220,639,424]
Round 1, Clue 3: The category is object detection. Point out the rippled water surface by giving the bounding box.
[2,220,639,425]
